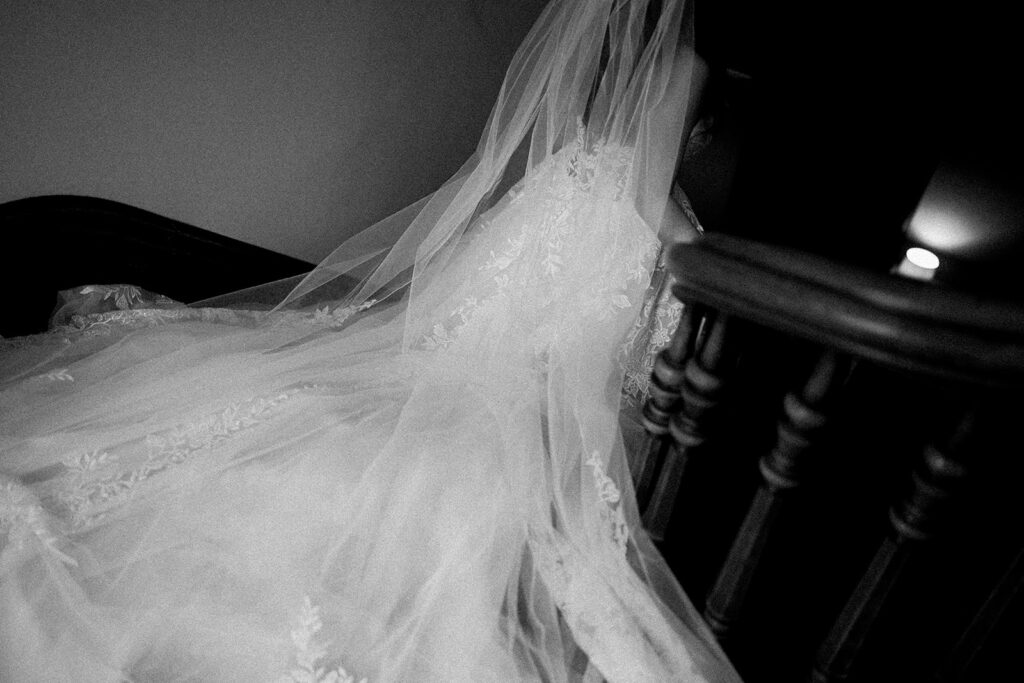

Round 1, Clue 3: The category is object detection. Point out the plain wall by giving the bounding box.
[1,0,547,262]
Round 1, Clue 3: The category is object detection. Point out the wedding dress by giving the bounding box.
[0,1,740,681]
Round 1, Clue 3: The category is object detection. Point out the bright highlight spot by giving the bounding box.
[895,247,939,282]
[905,247,939,270]
[906,205,976,252]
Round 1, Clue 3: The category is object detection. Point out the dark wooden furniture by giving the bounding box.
[0,195,314,338]
[637,232,1024,682]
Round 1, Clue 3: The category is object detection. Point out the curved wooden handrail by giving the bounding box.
[667,234,1024,389]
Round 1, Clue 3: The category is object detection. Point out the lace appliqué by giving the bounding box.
[565,119,634,201]
[619,184,701,406]
[29,368,76,383]
[585,451,629,554]
[619,266,684,408]
[419,295,489,351]
[416,131,657,354]
[307,300,377,329]
[279,596,366,683]
[51,308,264,341]
[79,284,149,310]
[26,300,380,345]
[57,388,305,529]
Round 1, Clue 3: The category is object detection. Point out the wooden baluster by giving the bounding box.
[642,310,738,542]
[635,302,706,509]
[811,410,978,683]
[704,351,850,644]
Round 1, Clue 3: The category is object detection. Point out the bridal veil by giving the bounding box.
[1,0,741,680]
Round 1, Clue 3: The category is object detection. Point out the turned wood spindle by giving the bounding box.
[704,351,850,644]
[811,410,977,683]
[642,309,738,541]
[634,302,706,506]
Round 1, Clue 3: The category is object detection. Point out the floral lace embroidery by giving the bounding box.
[620,269,684,408]
[307,300,377,329]
[58,388,304,529]
[50,307,263,341]
[585,452,629,554]
[565,119,634,200]
[416,133,657,354]
[32,368,75,383]
[2,300,381,347]
[63,449,112,477]
[421,322,460,351]
[79,284,147,310]
[279,596,366,683]
[1,475,77,566]
[482,234,526,276]
[618,184,701,407]
[1,292,378,349]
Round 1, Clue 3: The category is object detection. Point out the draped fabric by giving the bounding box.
[0,1,740,680]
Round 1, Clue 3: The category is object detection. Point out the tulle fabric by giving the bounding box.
[1,1,740,681]
[271,0,698,321]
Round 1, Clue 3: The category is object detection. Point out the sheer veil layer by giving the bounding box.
[0,1,741,681]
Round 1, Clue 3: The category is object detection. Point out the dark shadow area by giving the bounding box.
[0,195,315,338]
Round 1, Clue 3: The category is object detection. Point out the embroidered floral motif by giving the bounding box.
[421,322,459,351]
[308,300,377,329]
[40,299,381,344]
[58,388,304,529]
[586,451,621,505]
[35,368,75,382]
[64,449,112,476]
[621,301,684,406]
[417,133,656,354]
[617,183,700,405]
[79,284,145,310]
[585,452,629,554]
[620,260,684,407]
[279,596,366,683]
[52,307,258,341]
[419,292,505,352]
[565,119,635,200]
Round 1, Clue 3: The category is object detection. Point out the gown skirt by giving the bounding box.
[0,143,738,682]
